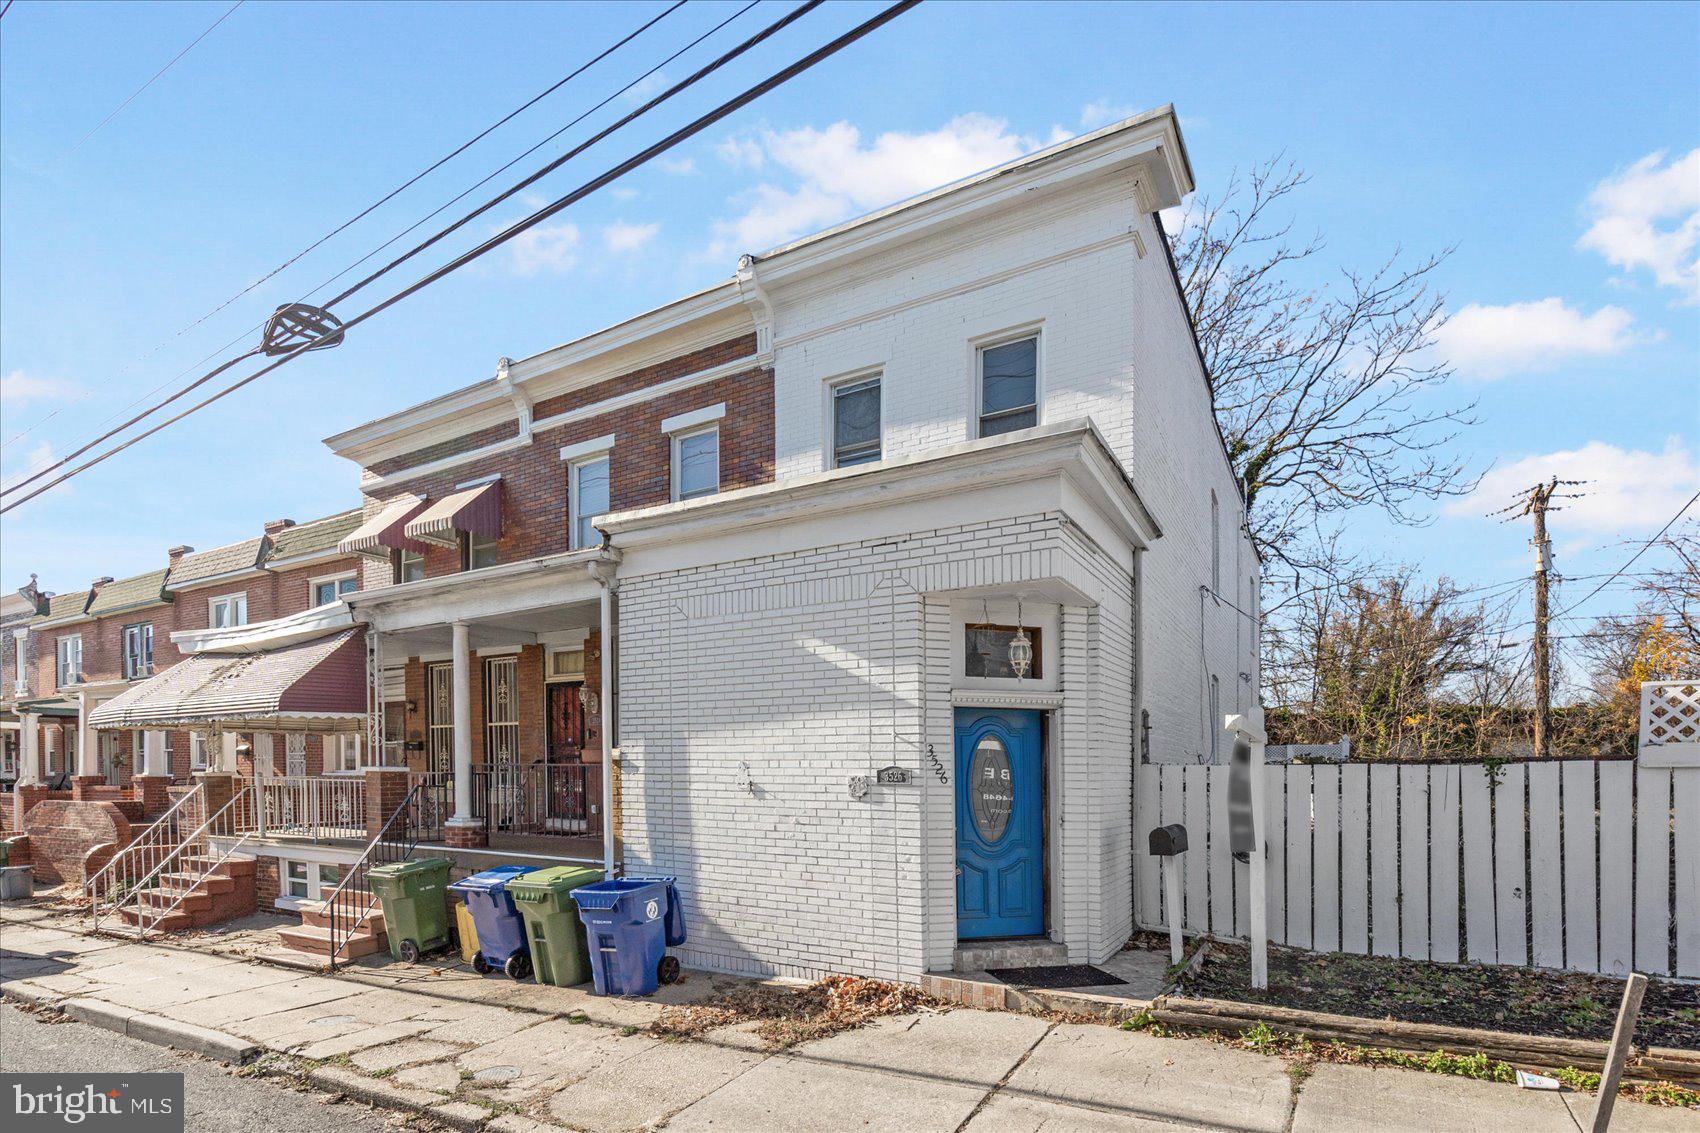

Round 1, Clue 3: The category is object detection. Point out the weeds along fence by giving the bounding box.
[1133,757,1699,978]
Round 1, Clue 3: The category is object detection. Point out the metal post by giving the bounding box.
[591,560,619,876]
[1227,713,1269,989]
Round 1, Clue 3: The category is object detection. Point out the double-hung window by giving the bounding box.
[122,623,153,679]
[570,455,610,550]
[673,425,720,501]
[312,575,358,607]
[462,533,499,571]
[209,593,247,628]
[976,335,1039,437]
[327,733,363,773]
[56,634,83,688]
[831,376,882,467]
[190,733,209,770]
[395,549,425,584]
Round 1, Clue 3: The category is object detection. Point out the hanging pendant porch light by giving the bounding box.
[1009,599,1033,679]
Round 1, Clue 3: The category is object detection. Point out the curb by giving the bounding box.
[302,1065,502,1132]
[5,985,260,1065]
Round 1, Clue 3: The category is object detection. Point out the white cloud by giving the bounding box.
[1448,437,1699,534]
[656,157,696,176]
[1,369,80,405]
[0,440,61,494]
[715,135,765,170]
[1578,148,1699,303]
[1080,99,1137,130]
[1433,298,1641,378]
[623,72,668,106]
[507,223,581,276]
[708,114,1041,258]
[603,221,659,253]
[610,186,639,201]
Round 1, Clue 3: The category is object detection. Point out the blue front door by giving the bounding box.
[955,708,1044,939]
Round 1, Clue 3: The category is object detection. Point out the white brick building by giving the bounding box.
[321,107,1258,983]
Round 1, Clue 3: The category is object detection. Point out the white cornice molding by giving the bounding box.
[600,420,1162,550]
[951,690,1067,710]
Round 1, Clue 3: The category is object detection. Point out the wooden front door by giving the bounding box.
[547,682,585,762]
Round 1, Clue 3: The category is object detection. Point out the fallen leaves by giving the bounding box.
[650,973,943,1049]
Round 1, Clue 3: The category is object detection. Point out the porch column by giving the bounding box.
[75,691,96,777]
[220,732,240,773]
[18,711,41,785]
[135,731,172,817]
[445,620,484,846]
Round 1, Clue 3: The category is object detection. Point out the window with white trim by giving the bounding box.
[311,574,358,607]
[326,733,364,773]
[976,335,1038,437]
[281,859,343,901]
[190,733,208,770]
[122,623,154,679]
[831,376,881,467]
[209,593,247,628]
[462,532,499,571]
[56,634,83,688]
[569,455,610,550]
[672,425,719,501]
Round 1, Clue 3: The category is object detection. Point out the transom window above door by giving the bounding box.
[977,335,1039,437]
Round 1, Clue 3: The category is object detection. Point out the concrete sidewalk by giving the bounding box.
[2,907,1693,1132]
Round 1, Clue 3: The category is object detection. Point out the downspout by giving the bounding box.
[589,555,620,876]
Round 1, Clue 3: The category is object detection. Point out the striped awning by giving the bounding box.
[88,629,367,732]
[403,480,501,549]
[338,494,429,558]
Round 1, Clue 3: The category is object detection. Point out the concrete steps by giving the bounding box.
[278,888,387,961]
[953,938,1069,972]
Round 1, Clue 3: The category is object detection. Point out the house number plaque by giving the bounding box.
[875,765,913,785]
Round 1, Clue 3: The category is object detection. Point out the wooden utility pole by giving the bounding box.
[1493,478,1585,758]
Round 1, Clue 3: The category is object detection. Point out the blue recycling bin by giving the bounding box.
[449,865,537,980]
[570,876,686,996]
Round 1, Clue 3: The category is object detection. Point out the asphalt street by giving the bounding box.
[1,1003,411,1133]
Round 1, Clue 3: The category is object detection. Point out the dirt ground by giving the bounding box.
[1163,938,1700,1051]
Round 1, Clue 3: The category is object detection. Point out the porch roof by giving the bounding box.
[88,628,366,732]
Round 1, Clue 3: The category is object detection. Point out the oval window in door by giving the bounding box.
[969,735,1014,841]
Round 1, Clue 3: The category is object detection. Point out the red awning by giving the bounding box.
[403,480,502,549]
[338,494,430,558]
[87,629,367,732]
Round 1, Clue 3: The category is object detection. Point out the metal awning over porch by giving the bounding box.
[88,628,367,732]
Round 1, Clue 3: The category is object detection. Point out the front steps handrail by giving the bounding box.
[322,783,422,969]
[86,783,206,931]
[92,786,252,938]
[132,814,256,937]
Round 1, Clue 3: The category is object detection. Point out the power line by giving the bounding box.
[2,0,778,500]
[1552,488,1700,621]
[1,0,922,514]
[4,0,689,454]
[68,1,245,155]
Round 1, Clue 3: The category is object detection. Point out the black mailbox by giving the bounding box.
[404,739,426,752]
[1148,823,1189,856]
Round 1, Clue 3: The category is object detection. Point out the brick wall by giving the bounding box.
[618,511,1132,982]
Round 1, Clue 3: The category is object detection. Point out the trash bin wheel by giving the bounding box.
[471,953,491,975]
[657,955,681,985]
[399,939,421,964]
[505,953,533,981]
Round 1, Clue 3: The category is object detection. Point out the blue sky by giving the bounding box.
[2,1,1696,664]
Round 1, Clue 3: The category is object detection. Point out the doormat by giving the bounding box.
[985,964,1126,989]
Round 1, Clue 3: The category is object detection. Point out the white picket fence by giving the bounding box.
[1133,757,1700,978]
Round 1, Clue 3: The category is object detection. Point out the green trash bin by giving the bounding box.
[508,866,603,986]
[368,857,452,963]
